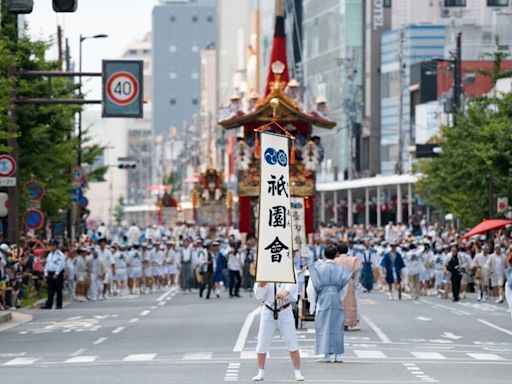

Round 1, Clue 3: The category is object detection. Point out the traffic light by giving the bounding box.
[118,162,137,170]
[117,157,138,169]
[53,0,78,12]
[7,0,34,14]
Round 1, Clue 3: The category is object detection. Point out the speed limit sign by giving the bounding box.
[106,72,139,105]
[102,60,143,118]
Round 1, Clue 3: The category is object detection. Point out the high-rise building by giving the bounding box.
[152,0,216,136]
[302,0,364,182]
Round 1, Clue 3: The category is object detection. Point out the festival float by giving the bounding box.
[191,168,231,226]
[219,0,336,241]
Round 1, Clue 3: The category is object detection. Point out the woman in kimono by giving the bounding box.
[336,243,361,330]
[380,242,406,300]
[307,245,352,363]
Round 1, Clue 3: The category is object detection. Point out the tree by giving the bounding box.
[477,36,512,85]
[114,195,125,226]
[417,93,512,227]
[0,5,106,224]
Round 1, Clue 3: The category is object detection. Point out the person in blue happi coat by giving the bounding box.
[380,241,405,300]
[307,245,352,363]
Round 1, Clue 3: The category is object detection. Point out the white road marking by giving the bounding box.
[64,356,98,363]
[415,316,432,322]
[467,353,505,361]
[442,332,462,340]
[123,354,157,362]
[157,290,173,302]
[0,353,26,358]
[112,326,125,334]
[150,306,157,309]
[411,352,446,360]
[140,310,150,316]
[3,357,39,366]
[361,315,391,344]
[158,301,166,306]
[70,348,86,357]
[182,352,212,360]
[129,318,139,324]
[240,351,257,359]
[66,316,83,321]
[477,318,512,337]
[233,307,261,352]
[18,331,28,335]
[93,337,108,345]
[353,350,387,359]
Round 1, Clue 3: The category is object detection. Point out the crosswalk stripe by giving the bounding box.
[353,350,387,359]
[467,353,505,361]
[182,352,212,360]
[410,352,446,360]
[123,354,157,362]
[240,351,257,359]
[3,357,39,366]
[64,356,98,363]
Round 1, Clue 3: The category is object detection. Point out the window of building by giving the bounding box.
[170,14,176,22]
[192,98,199,105]
[191,72,199,80]
[487,0,508,6]
[192,14,198,22]
[170,98,176,105]
[191,45,199,52]
[444,0,466,6]
[169,45,177,52]
[383,0,391,7]
[207,13,213,22]
[169,72,177,80]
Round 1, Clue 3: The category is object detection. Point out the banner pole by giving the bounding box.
[274,283,278,320]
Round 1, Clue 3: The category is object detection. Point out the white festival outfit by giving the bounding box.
[113,251,128,281]
[253,282,299,354]
[127,249,143,279]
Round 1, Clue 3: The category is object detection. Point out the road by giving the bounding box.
[0,287,511,384]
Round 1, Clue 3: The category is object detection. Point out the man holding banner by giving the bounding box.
[253,131,304,381]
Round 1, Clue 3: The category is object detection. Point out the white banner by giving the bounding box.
[256,132,295,283]
[291,197,307,252]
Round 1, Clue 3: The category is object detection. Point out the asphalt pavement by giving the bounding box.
[0,286,511,384]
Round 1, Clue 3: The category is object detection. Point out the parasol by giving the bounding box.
[462,219,512,239]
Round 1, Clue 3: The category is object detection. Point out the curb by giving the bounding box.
[0,310,13,324]
[0,311,32,333]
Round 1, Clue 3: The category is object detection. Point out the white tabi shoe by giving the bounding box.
[252,373,264,381]
[295,371,305,381]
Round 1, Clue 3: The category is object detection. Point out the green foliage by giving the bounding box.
[417,93,512,227]
[0,5,106,223]
[114,195,125,226]
[477,36,512,85]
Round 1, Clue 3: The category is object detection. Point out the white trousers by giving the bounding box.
[506,284,512,320]
[255,306,298,354]
[89,276,104,300]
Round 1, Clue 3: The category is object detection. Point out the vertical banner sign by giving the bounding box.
[290,197,307,252]
[256,132,295,283]
[103,60,144,118]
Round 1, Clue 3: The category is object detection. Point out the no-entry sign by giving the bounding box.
[102,60,143,118]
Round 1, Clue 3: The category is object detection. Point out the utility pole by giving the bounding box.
[452,32,462,120]
[396,28,405,175]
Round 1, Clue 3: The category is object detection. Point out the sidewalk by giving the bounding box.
[0,310,12,324]
[0,311,32,332]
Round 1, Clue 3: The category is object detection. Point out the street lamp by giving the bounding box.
[75,33,108,238]
[77,33,108,167]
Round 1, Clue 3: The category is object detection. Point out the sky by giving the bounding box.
[25,0,157,99]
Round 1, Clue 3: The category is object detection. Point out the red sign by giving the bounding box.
[106,71,140,106]
[0,155,16,177]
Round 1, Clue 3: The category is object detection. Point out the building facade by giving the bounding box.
[152,0,216,136]
[303,0,364,182]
